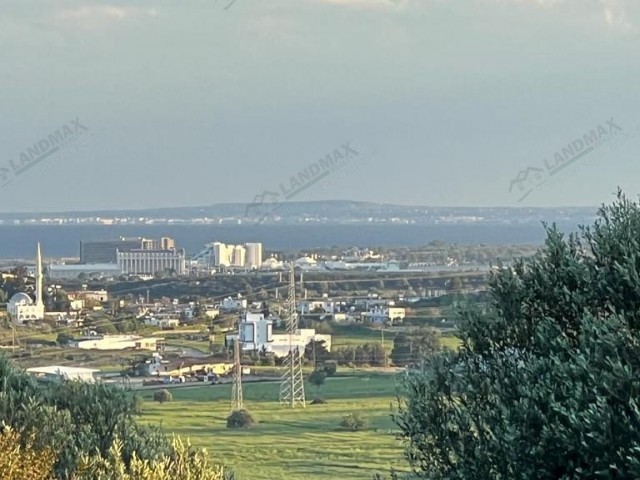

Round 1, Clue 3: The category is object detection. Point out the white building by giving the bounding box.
[211,242,263,268]
[245,243,263,269]
[363,306,406,324]
[117,249,186,276]
[26,365,99,383]
[70,335,163,351]
[220,296,248,311]
[48,263,122,279]
[226,312,331,357]
[232,245,246,267]
[8,243,45,325]
[144,316,180,329]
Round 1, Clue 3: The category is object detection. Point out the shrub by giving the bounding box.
[226,409,255,429]
[340,413,368,431]
[322,361,337,377]
[75,436,226,479]
[153,389,172,404]
[133,394,144,413]
[311,398,327,405]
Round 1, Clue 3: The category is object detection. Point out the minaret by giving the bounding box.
[36,242,43,307]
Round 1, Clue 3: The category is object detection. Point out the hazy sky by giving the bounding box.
[1,0,639,212]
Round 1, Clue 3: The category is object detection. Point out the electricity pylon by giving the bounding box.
[279,264,306,408]
[231,338,243,411]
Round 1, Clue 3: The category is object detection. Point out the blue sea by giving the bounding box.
[0,223,575,259]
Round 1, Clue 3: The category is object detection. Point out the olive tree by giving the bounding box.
[395,192,640,479]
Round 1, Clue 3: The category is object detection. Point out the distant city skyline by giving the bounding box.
[1,0,640,213]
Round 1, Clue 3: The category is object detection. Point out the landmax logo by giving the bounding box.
[0,118,88,189]
[509,118,622,202]
[245,142,361,222]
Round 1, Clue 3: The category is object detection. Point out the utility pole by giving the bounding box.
[279,264,306,408]
[231,338,243,412]
[381,326,387,368]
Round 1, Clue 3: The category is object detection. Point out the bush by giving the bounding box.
[226,409,255,429]
[340,413,368,431]
[133,394,144,413]
[153,389,172,404]
[311,398,327,405]
[322,361,337,377]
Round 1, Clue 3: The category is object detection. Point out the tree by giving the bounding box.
[226,409,254,429]
[390,329,439,367]
[308,369,326,395]
[75,436,226,479]
[0,427,56,480]
[395,192,640,479]
[153,390,172,404]
[304,339,329,364]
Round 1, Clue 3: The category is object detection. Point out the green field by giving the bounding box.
[138,374,410,480]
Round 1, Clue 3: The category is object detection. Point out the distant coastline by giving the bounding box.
[0,222,578,260]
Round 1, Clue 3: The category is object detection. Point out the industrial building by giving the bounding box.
[117,248,186,276]
[79,236,178,264]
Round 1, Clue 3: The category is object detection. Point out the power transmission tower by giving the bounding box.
[279,264,306,408]
[231,338,243,412]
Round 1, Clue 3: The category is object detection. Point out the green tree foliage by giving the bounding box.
[340,413,368,431]
[390,328,440,367]
[153,389,172,404]
[76,436,225,480]
[0,427,56,480]
[322,360,337,377]
[304,339,330,363]
[0,355,225,479]
[226,409,255,429]
[308,369,327,393]
[395,192,640,479]
[330,342,387,366]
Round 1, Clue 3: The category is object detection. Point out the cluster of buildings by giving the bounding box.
[192,241,263,270]
[50,236,186,279]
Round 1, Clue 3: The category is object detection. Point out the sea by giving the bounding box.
[0,222,581,260]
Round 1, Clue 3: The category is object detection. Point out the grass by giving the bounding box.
[138,373,409,480]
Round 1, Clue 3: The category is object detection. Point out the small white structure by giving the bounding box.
[220,297,247,311]
[8,243,45,324]
[26,365,100,383]
[298,300,336,314]
[144,316,180,329]
[70,335,163,351]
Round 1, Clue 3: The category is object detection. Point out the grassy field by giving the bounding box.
[139,374,410,480]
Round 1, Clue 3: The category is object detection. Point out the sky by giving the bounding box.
[1,0,639,212]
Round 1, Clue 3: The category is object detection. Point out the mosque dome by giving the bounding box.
[9,292,34,306]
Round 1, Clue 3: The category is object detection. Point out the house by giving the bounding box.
[362,307,406,324]
[220,297,247,311]
[144,316,180,329]
[298,300,336,314]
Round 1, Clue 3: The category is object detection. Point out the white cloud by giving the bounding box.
[54,4,159,29]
